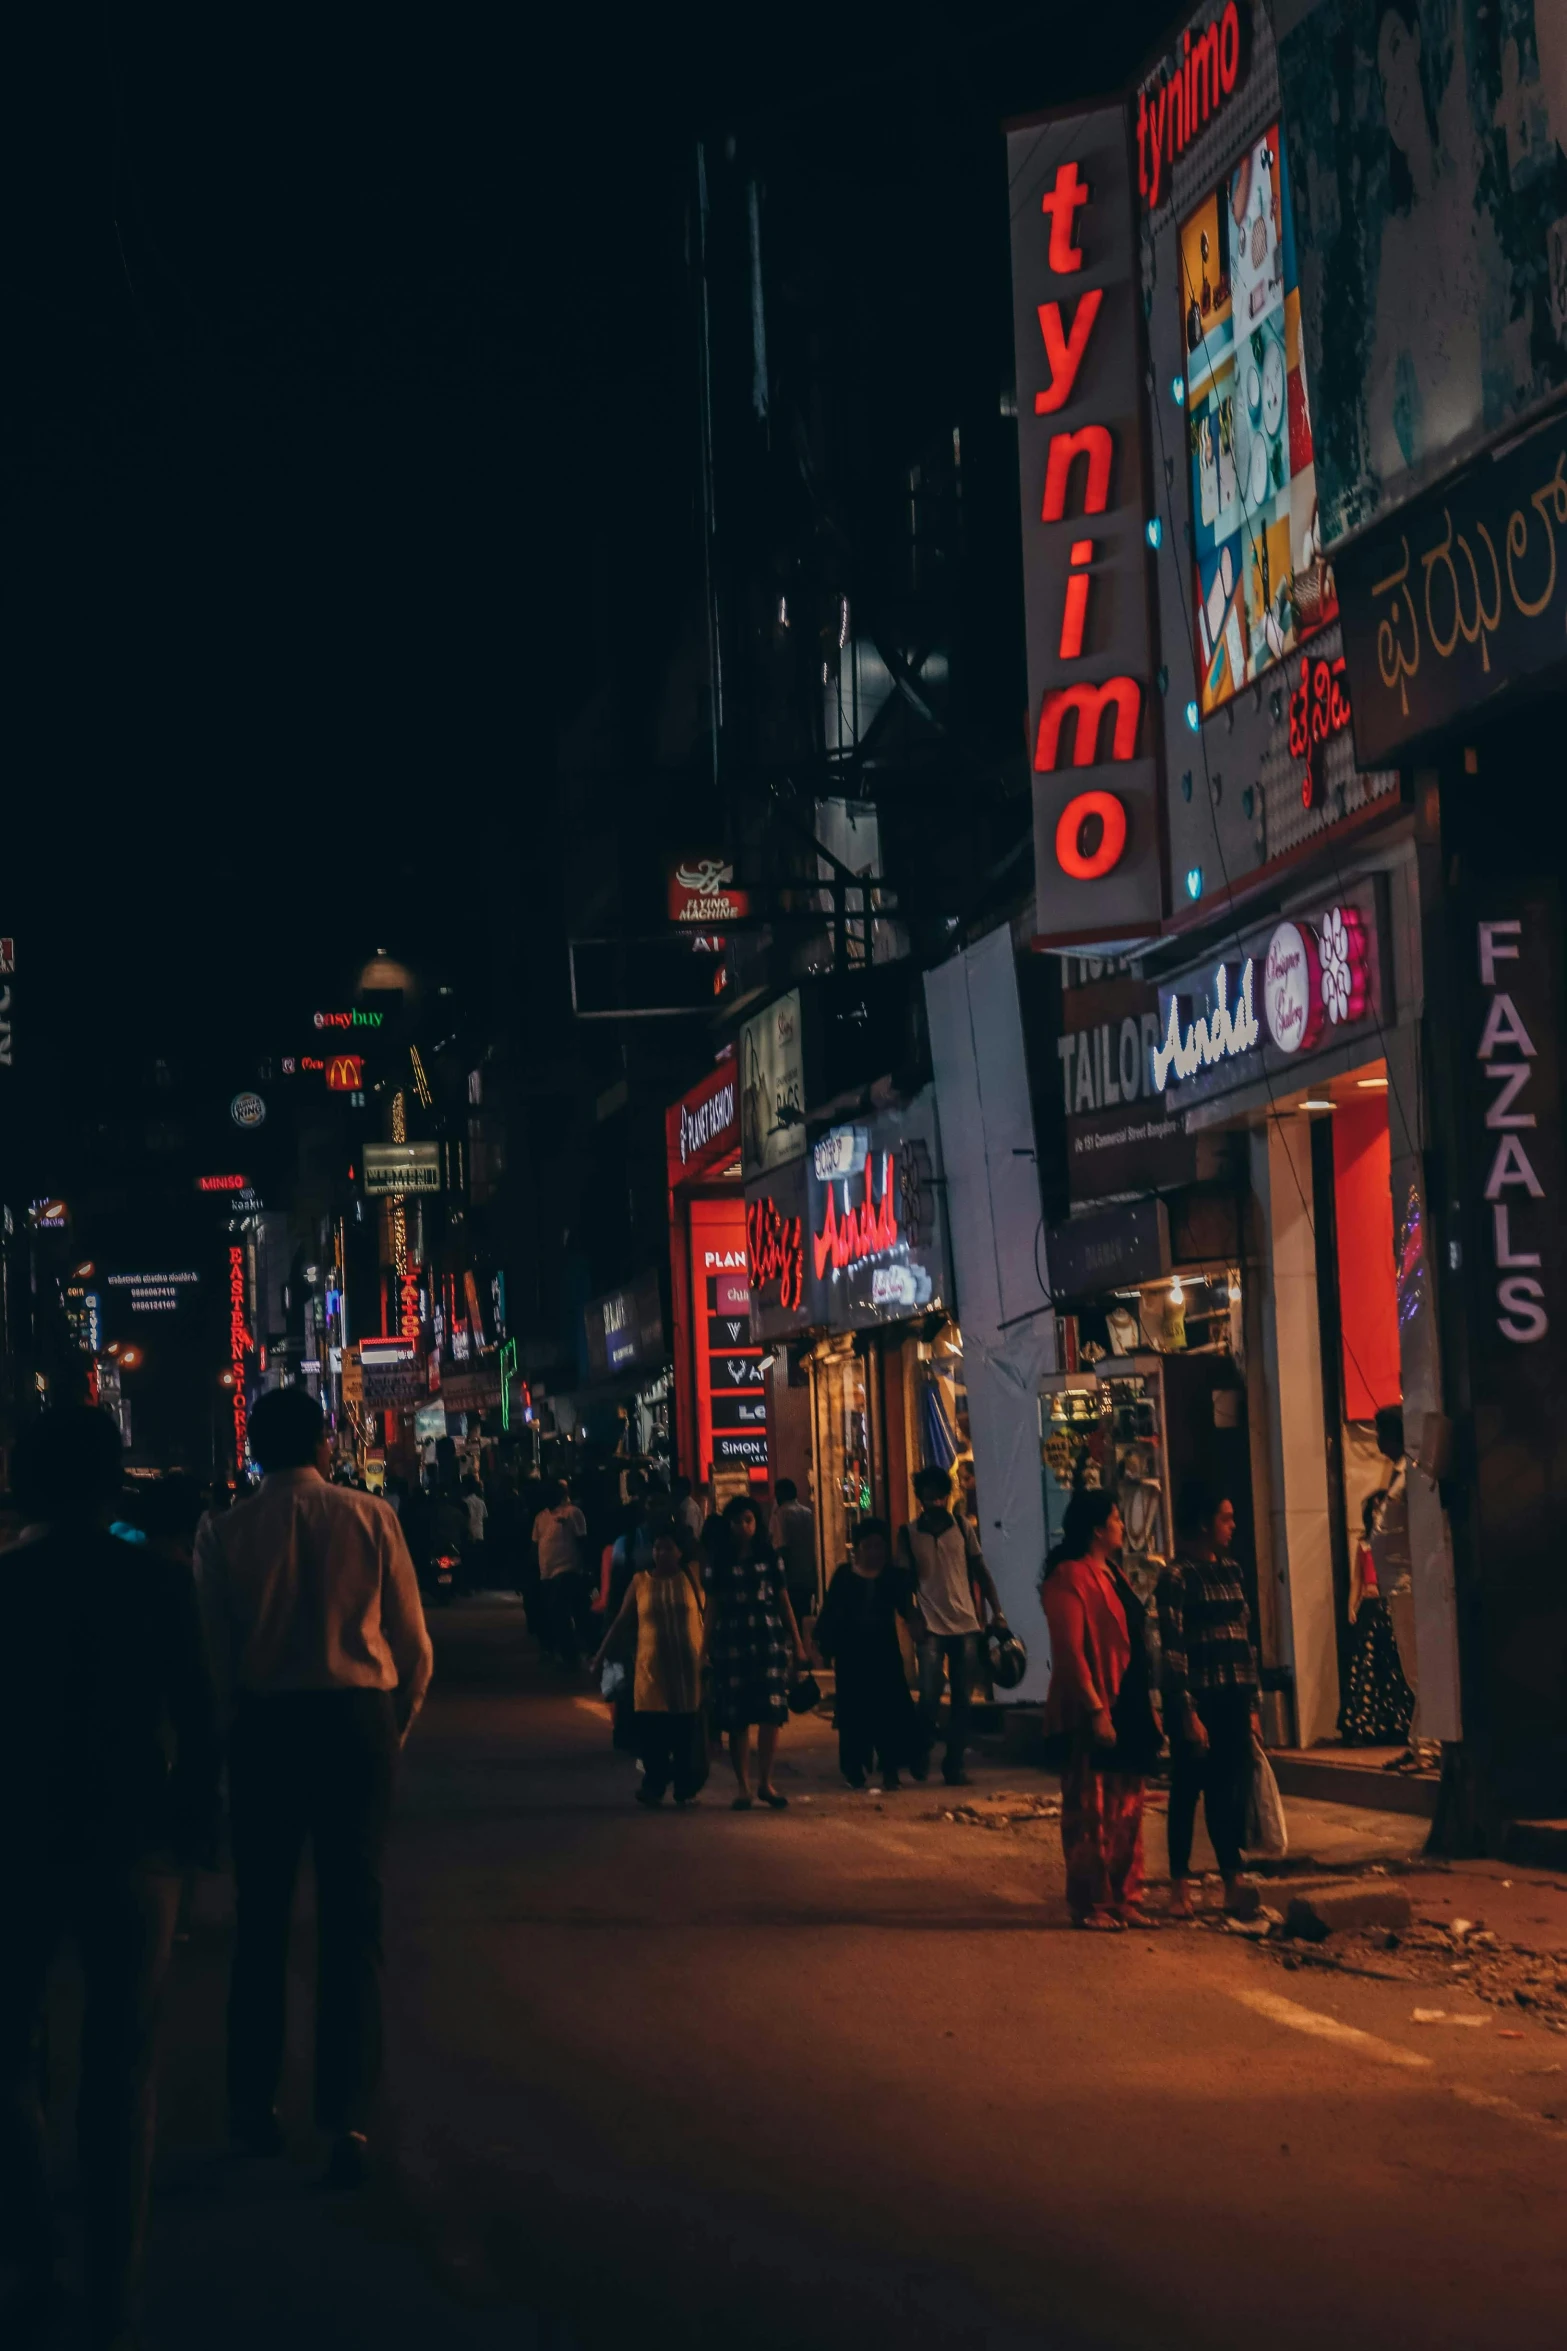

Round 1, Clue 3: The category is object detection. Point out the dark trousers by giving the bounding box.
[1166,1686,1254,1880]
[227,1690,397,2135]
[534,1570,588,1661]
[0,1862,180,2337]
[918,1632,977,1779]
[634,1712,706,1801]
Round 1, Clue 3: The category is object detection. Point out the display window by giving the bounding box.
[1182,119,1338,717]
[1042,1260,1246,1605]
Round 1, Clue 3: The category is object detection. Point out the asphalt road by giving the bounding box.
[51,1604,1567,2349]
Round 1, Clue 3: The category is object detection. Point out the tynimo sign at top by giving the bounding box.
[1009,102,1162,945]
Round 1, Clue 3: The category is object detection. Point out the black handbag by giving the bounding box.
[787,1671,822,1715]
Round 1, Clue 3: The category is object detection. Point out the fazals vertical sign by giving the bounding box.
[1008,104,1164,942]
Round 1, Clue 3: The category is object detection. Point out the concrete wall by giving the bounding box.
[1253,1117,1342,1746]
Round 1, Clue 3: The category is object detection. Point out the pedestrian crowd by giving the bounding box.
[1,1386,1268,2348]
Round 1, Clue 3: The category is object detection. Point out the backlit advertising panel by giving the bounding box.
[688,1195,767,1477]
[1181,115,1337,718]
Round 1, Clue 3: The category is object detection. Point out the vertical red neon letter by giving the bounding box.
[1040,161,1089,273]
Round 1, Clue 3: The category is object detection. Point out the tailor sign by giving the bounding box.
[1009,100,1163,941]
[1155,877,1385,1106]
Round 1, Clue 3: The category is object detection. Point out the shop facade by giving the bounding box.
[981,0,1567,1828]
[745,1077,970,1604]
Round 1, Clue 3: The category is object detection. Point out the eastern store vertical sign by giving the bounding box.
[1008,101,1164,941]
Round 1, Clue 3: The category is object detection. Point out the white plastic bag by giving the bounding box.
[600,1661,626,1700]
[1245,1741,1288,1856]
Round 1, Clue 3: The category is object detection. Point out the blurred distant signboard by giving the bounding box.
[363,1143,441,1195]
[198,1174,248,1192]
[326,1055,363,1092]
[668,856,750,926]
[356,1338,425,1404]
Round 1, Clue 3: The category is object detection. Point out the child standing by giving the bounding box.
[813,1518,922,1790]
[591,1525,708,1805]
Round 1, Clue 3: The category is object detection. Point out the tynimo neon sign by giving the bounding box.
[813,1153,899,1281]
[1017,134,1152,899]
[1136,3,1245,213]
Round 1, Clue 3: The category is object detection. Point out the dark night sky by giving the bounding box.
[15,4,1175,1113]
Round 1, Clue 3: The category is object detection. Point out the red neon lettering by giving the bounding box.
[1147,85,1167,207]
[228,1244,251,1464]
[1040,160,1089,273]
[1054,790,1128,880]
[1058,563,1092,660]
[1288,653,1353,809]
[1219,0,1240,92]
[812,1154,899,1281]
[1033,289,1103,414]
[746,1194,803,1313]
[1034,676,1142,771]
[1042,424,1113,521]
[1192,19,1222,120]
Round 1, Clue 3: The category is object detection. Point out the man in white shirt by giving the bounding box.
[529,1479,590,1664]
[194,1386,432,2186]
[768,1478,819,1629]
[896,1465,1004,1788]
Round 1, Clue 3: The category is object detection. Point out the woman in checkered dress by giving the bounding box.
[702,1494,807,1810]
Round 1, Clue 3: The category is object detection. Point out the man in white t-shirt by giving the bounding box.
[897,1465,1004,1788]
[530,1480,589,1663]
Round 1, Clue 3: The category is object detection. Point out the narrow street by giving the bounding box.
[113,1609,1567,2351]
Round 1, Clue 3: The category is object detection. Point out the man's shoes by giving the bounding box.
[232,2107,284,2158]
[323,2130,371,2190]
[634,1784,665,1807]
[943,1769,972,1788]
[844,1771,868,1790]
[910,1756,931,1782]
[882,1774,903,1791]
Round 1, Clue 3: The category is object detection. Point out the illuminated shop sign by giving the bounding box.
[1471,917,1556,1349]
[363,1142,441,1195]
[1155,881,1384,1101]
[740,991,805,1178]
[668,856,751,926]
[1136,1,1247,213]
[106,1270,201,1314]
[665,1057,741,1186]
[688,1195,767,1479]
[29,1198,68,1229]
[746,1187,806,1318]
[802,1090,949,1331]
[1179,98,1335,721]
[327,1055,364,1092]
[198,1173,248,1192]
[313,1009,384,1029]
[228,1245,251,1465]
[1288,653,1353,810]
[1009,101,1164,939]
[584,1270,666,1382]
[231,1091,266,1130]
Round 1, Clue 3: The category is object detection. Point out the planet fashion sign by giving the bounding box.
[665,1057,741,1186]
[1155,875,1386,1105]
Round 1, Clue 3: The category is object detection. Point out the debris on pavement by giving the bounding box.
[941,1790,1062,1829]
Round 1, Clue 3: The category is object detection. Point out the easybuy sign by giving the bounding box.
[313,1009,384,1029]
[1008,102,1164,945]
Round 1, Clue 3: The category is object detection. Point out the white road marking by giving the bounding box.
[1230,1986,1432,2068]
[1450,2083,1566,2135]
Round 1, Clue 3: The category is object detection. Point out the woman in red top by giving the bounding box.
[1041,1490,1162,1929]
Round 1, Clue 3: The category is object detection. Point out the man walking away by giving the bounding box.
[530,1478,589,1664]
[460,1473,488,1582]
[194,1387,432,2187]
[768,1477,819,1634]
[0,1408,219,2350]
[897,1466,1005,1788]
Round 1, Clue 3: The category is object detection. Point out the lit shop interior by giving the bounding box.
[1041,1055,1407,1753]
[803,1320,973,1603]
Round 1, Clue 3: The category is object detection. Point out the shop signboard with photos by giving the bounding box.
[1153,874,1388,1108]
[1181,103,1337,719]
[584,1269,665,1382]
[1278,0,1567,552]
[803,1090,952,1332]
[739,989,806,1177]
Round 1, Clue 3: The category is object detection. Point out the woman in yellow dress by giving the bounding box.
[591,1525,708,1806]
